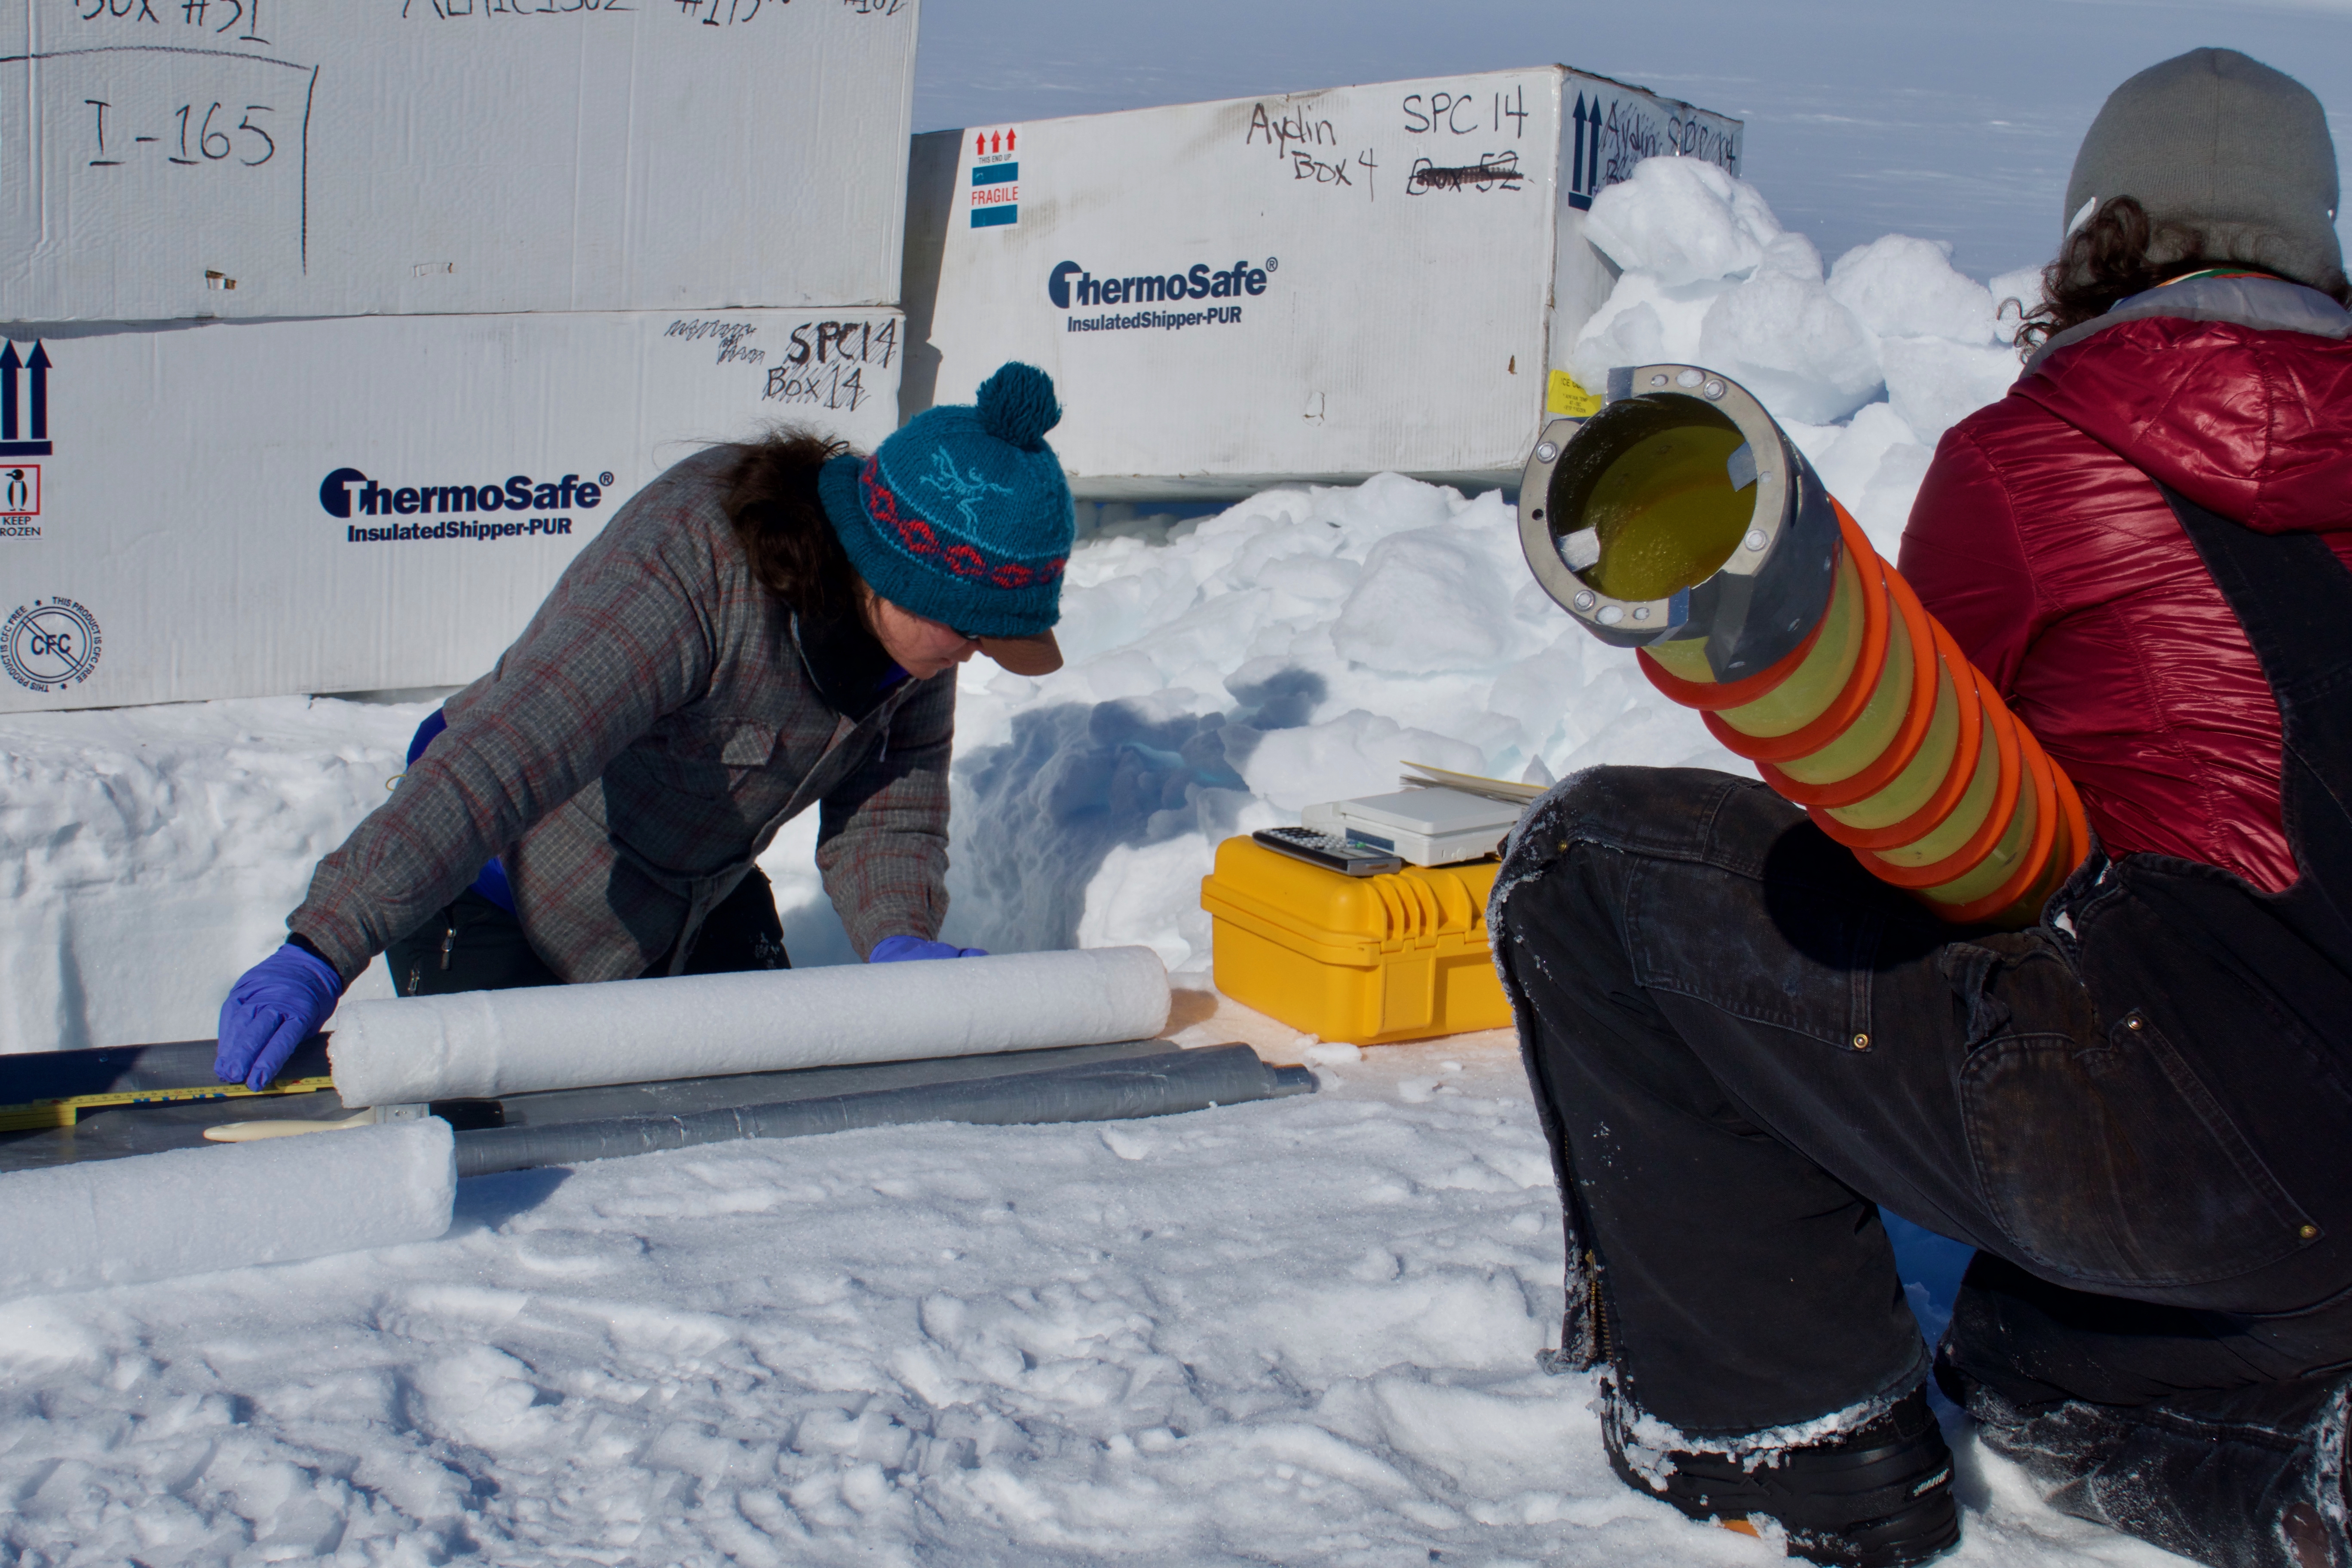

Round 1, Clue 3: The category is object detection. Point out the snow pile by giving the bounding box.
[1573,156,2039,545]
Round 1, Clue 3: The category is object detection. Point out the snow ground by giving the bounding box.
[0,1037,2187,1567]
[0,162,2198,1562]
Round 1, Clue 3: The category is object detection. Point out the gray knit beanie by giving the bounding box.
[2064,48,2343,296]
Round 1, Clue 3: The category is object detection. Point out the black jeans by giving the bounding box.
[383,867,789,997]
[1495,766,2352,1567]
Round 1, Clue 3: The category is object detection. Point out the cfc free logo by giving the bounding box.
[3,596,101,693]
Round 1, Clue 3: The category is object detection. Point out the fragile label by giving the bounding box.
[971,127,1019,228]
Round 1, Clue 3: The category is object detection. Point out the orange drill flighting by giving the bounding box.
[1519,364,2086,930]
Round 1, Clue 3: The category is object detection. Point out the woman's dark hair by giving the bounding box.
[2013,197,2203,352]
[719,428,861,622]
[2013,194,2352,352]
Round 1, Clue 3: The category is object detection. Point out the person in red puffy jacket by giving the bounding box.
[1494,49,2352,1568]
[1902,224,2352,895]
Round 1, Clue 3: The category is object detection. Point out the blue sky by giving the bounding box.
[913,0,2352,281]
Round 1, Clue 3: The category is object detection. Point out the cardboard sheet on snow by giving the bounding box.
[0,0,917,321]
[0,307,902,711]
[902,67,1739,497]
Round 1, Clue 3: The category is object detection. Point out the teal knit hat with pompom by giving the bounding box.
[818,363,1076,651]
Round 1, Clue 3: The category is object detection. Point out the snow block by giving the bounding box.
[0,1119,453,1302]
[0,0,917,321]
[1566,165,2025,433]
[0,306,902,712]
[330,946,1174,1106]
[902,66,1741,498]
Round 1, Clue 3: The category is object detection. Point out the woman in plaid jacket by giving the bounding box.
[213,363,1076,1090]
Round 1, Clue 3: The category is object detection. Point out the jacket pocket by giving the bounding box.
[1961,1009,2318,1289]
[720,724,778,769]
[652,719,778,802]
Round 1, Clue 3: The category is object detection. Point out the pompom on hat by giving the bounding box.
[818,362,1075,676]
[2064,48,2344,296]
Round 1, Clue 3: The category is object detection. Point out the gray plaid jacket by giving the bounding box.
[291,445,954,985]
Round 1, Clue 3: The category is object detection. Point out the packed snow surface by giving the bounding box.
[0,1041,2180,1567]
[0,162,2179,1562]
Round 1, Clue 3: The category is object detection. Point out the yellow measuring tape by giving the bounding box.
[0,1076,338,1133]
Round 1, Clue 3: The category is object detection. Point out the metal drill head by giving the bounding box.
[1516,364,1841,682]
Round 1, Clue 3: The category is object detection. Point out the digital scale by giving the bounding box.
[1250,764,1543,876]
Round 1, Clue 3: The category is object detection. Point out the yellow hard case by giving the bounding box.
[1198,835,1514,1044]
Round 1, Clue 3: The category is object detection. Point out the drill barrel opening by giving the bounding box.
[1518,365,1840,685]
[1551,398,1753,604]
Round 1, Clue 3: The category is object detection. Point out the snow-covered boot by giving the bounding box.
[1604,1386,1960,1567]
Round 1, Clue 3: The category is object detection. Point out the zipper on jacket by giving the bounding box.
[439,916,457,972]
[1586,1249,1615,1366]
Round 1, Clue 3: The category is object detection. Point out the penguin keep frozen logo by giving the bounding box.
[0,462,41,520]
[3,597,102,693]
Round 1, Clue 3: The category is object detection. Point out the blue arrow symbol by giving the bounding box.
[27,342,49,441]
[1571,95,1587,196]
[0,342,18,444]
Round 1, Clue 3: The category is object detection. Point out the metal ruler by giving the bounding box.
[0,1076,337,1132]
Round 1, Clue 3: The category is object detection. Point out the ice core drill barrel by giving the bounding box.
[1518,364,2086,929]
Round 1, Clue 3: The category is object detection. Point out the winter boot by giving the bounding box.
[1604,1386,1960,1568]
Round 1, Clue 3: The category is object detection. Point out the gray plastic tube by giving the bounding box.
[455,1044,1313,1178]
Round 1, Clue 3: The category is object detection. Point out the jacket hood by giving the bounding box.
[2012,276,2352,534]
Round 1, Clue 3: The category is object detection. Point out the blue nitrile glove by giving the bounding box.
[868,934,990,962]
[215,942,347,1091]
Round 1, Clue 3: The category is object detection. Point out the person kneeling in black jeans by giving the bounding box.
[1496,49,2352,1568]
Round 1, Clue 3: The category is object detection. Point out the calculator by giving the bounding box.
[1253,826,1406,876]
